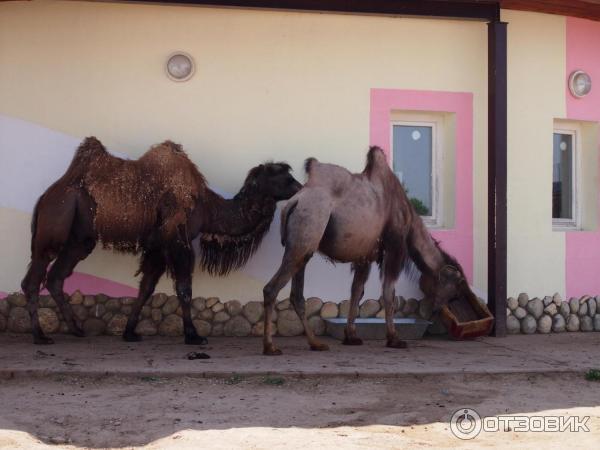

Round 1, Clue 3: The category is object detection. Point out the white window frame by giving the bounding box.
[391,119,443,228]
[552,127,581,231]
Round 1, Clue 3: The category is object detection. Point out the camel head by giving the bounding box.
[242,162,302,201]
[420,264,471,312]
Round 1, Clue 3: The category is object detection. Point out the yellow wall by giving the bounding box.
[0,1,571,299]
[502,10,567,296]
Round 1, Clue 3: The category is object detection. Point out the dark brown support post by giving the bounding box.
[487,20,507,337]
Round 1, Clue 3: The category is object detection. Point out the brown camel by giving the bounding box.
[21,137,301,345]
[262,146,474,355]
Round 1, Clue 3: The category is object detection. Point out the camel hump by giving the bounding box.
[156,140,184,153]
[364,146,388,174]
[304,157,318,174]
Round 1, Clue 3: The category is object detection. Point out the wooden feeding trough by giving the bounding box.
[440,294,494,340]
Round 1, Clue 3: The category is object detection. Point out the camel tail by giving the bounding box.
[280,198,298,247]
[29,196,43,255]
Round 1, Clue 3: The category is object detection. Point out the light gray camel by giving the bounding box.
[262,146,475,355]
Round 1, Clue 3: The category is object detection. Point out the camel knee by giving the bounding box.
[263,284,278,305]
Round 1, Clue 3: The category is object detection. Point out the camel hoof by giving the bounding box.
[310,343,329,351]
[386,338,407,349]
[34,335,54,345]
[123,331,142,342]
[263,345,283,356]
[342,336,363,346]
[185,335,208,346]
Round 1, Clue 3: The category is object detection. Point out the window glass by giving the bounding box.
[552,133,573,220]
[393,125,433,216]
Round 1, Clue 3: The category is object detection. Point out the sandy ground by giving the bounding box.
[0,334,599,449]
[0,372,599,449]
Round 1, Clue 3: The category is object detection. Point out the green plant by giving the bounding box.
[409,197,430,216]
[263,375,285,386]
[585,369,600,381]
[225,373,244,385]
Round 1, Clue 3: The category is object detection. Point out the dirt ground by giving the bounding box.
[0,372,598,449]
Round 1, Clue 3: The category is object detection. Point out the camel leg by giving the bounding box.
[343,262,371,346]
[168,243,207,346]
[46,238,96,337]
[21,254,53,344]
[381,246,407,349]
[263,250,303,356]
[289,260,328,351]
[123,248,166,342]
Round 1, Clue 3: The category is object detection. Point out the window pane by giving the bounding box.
[552,133,573,219]
[392,125,433,216]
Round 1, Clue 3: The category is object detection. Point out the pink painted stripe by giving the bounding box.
[39,272,138,297]
[370,89,474,281]
[565,17,600,297]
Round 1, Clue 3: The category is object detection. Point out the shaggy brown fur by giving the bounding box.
[21,137,301,345]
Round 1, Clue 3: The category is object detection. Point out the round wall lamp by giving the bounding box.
[568,70,592,98]
[166,52,195,82]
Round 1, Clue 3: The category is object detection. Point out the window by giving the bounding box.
[392,120,440,226]
[552,128,579,229]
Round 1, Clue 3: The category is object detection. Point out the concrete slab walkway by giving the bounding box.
[0,333,597,379]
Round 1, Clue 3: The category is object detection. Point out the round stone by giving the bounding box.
[213,311,230,323]
[83,295,96,307]
[71,304,88,322]
[559,303,570,318]
[305,297,323,317]
[135,319,157,336]
[308,316,326,336]
[211,302,224,313]
[537,315,552,334]
[526,298,543,319]
[106,314,128,336]
[206,297,219,308]
[83,318,106,336]
[59,322,69,334]
[8,307,31,333]
[396,296,406,312]
[141,305,152,319]
[210,323,224,336]
[338,300,350,318]
[96,294,108,304]
[507,297,518,311]
[38,308,59,334]
[520,315,536,334]
[580,316,593,331]
[192,297,206,311]
[8,293,27,307]
[517,293,529,307]
[277,309,304,336]
[198,308,213,321]
[193,319,211,337]
[175,306,182,317]
[224,316,251,336]
[543,303,558,316]
[121,297,136,306]
[589,298,597,317]
[151,293,168,308]
[566,314,580,332]
[552,315,566,332]
[162,296,179,315]
[419,297,434,320]
[276,299,290,311]
[513,307,527,320]
[102,312,113,322]
[0,298,10,316]
[91,304,106,319]
[594,314,600,331]
[320,302,338,319]
[403,298,419,315]
[0,314,7,332]
[507,315,520,334]
[243,301,263,324]
[69,290,83,305]
[376,309,386,318]
[158,314,183,336]
[552,292,563,306]
[225,300,242,317]
[251,322,265,337]
[569,298,579,314]
[359,299,380,318]
[106,298,121,312]
[542,296,553,307]
[578,302,588,317]
[151,308,163,323]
